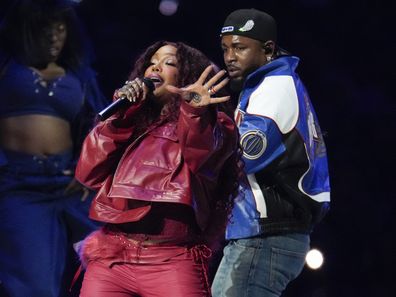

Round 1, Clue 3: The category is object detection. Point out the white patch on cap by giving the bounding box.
[239,20,254,32]
[221,26,234,33]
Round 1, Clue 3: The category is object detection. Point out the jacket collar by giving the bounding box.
[150,121,178,141]
[245,55,300,88]
[237,56,300,112]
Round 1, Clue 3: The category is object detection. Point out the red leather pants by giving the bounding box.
[80,245,212,297]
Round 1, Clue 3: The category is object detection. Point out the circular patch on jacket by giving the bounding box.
[240,130,267,160]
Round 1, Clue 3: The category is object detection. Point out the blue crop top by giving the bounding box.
[0,59,84,123]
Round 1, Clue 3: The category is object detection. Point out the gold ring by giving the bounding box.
[208,86,216,95]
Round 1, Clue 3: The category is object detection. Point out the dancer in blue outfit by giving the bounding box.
[212,8,331,297]
[0,1,107,296]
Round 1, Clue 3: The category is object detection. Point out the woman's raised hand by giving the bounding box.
[166,65,230,107]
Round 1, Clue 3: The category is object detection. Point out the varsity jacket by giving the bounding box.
[226,56,330,239]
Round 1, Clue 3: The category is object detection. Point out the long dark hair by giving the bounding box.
[127,40,220,133]
[0,0,89,71]
[128,40,243,230]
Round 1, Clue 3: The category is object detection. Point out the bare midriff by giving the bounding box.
[0,114,73,156]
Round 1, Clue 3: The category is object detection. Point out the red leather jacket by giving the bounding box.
[75,100,237,231]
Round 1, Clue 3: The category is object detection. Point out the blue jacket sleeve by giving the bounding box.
[239,113,286,175]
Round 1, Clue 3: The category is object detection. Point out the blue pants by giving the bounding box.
[211,233,310,297]
[0,150,99,297]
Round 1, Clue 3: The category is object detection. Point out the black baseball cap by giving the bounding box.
[220,8,277,43]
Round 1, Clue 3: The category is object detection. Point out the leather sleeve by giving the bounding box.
[177,100,238,174]
[177,101,238,231]
[75,104,142,190]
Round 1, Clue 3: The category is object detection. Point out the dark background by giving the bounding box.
[1,0,395,296]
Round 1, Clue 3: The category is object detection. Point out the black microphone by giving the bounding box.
[98,78,155,121]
